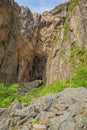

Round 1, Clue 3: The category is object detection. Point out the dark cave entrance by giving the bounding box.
[29,55,47,81]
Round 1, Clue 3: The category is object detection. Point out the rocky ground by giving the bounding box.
[0,87,87,130]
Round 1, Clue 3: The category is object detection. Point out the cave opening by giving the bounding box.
[29,55,47,82]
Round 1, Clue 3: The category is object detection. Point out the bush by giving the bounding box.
[0,84,19,107]
[0,81,67,108]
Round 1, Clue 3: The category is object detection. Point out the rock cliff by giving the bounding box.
[0,0,87,130]
[0,0,41,83]
[0,0,87,85]
[46,0,87,85]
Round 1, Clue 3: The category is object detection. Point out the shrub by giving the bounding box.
[71,66,87,88]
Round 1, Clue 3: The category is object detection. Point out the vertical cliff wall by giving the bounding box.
[0,0,41,83]
[0,0,87,85]
[46,0,87,85]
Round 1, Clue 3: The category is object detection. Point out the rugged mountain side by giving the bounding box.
[46,0,87,85]
[0,0,87,85]
[0,1,87,130]
[0,88,87,130]
[0,0,68,84]
[0,0,41,83]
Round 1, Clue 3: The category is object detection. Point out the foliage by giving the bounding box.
[0,44,87,108]
[68,0,78,12]
[71,66,87,88]
[0,81,67,108]
[69,44,87,88]
[63,0,78,42]
[0,84,19,107]
[32,119,41,126]
[70,44,87,66]
[0,62,87,108]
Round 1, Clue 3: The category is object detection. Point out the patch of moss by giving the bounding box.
[70,44,87,65]
[69,43,87,88]
[32,119,41,126]
[12,126,18,130]
[62,0,79,42]
[68,0,78,12]
[70,66,87,88]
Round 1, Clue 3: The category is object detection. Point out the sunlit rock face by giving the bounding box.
[46,0,87,85]
[0,0,87,85]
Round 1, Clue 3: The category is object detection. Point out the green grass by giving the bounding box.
[71,66,87,88]
[0,65,87,108]
[1,64,87,108]
[69,44,87,88]
[0,84,19,107]
[70,45,87,65]
[0,81,68,108]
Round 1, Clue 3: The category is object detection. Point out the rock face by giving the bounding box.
[0,0,41,83]
[46,0,87,85]
[0,0,87,85]
[0,87,87,130]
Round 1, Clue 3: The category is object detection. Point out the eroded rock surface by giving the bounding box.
[46,0,87,85]
[0,0,42,83]
[0,0,87,85]
[0,88,87,130]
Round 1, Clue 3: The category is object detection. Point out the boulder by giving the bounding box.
[0,88,87,130]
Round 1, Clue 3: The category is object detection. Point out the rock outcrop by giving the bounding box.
[46,0,87,85]
[0,0,42,83]
[0,0,87,85]
[0,87,87,130]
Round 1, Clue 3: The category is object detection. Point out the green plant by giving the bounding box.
[62,0,79,42]
[32,119,41,125]
[71,66,87,88]
[68,0,78,12]
[0,83,19,107]
[0,61,87,108]
[70,45,87,65]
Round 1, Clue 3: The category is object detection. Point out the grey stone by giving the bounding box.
[0,88,87,130]
[59,120,76,130]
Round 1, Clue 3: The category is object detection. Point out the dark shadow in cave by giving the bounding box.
[29,55,47,81]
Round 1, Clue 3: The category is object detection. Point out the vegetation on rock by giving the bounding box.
[1,63,87,108]
[68,0,78,12]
